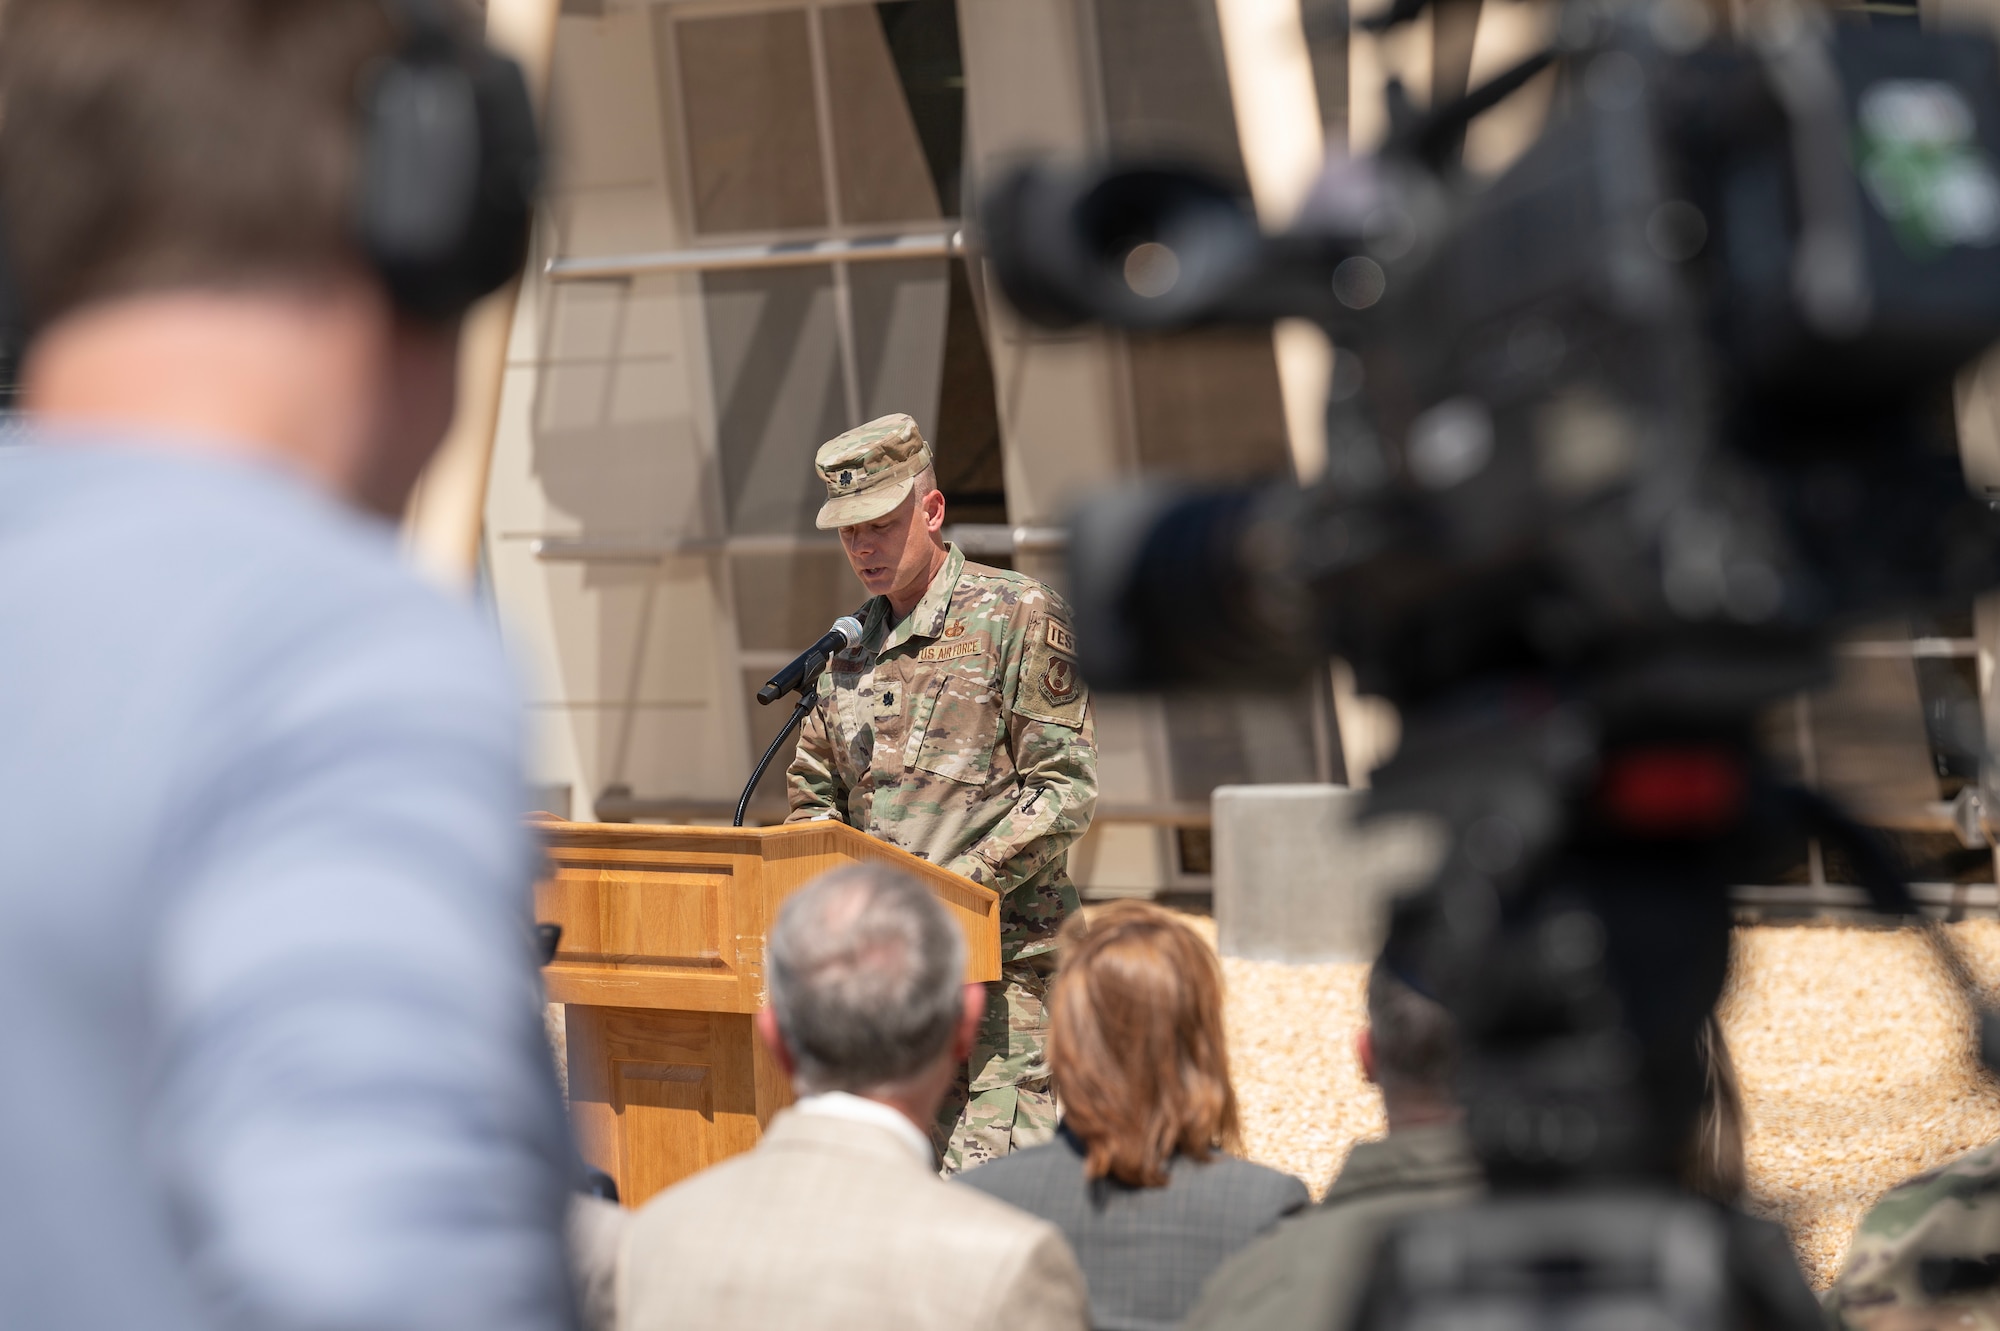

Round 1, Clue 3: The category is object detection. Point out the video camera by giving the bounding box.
[981,0,2000,1325]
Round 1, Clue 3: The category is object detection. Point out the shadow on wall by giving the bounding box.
[527,273,738,813]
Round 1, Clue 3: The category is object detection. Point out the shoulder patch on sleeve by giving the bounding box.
[1014,616,1088,728]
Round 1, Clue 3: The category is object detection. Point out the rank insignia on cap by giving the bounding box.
[813,413,933,530]
[1042,657,1078,703]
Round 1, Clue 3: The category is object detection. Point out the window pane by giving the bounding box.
[1126,328,1292,481]
[821,4,945,224]
[702,266,848,535]
[846,256,1005,522]
[872,0,968,216]
[675,11,828,234]
[1163,692,1320,799]
[932,260,1006,524]
[1093,0,1247,184]
[848,257,948,434]
[731,549,864,653]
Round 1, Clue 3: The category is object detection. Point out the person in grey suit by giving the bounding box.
[956,901,1308,1330]
[617,864,1089,1331]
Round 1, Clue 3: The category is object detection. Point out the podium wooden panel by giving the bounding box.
[532,818,1001,1206]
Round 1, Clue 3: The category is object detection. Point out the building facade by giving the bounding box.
[487,0,1332,894]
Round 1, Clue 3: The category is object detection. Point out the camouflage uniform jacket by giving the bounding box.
[785,544,1097,961]
[1828,1138,2000,1330]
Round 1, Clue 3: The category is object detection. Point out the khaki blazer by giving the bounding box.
[568,1195,625,1331]
[617,1108,1089,1331]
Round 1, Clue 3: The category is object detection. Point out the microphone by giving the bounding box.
[757,615,864,704]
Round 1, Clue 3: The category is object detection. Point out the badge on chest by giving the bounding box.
[866,684,907,741]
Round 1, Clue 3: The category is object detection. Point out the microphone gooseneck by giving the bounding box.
[735,614,866,827]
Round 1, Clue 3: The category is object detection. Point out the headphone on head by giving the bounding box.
[354,0,541,321]
[0,0,535,402]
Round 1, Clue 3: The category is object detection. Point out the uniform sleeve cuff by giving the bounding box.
[947,855,998,886]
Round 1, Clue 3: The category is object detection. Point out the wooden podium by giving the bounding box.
[533,818,1001,1206]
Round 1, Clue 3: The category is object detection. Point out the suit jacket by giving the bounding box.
[568,1196,625,1331]
[617,1108,1089,1331]
[1181,1122,1485,1331]
[955,1125,1309,1331]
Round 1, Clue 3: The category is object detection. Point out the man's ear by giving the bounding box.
[921,485,947,537]
[756,1007,798,1082]
[951,983,986,1062]
[1356,1027,1379,1087]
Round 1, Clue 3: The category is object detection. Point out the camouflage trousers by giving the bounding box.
[1827,1137,2000,1331]
[933,956,1059,1176]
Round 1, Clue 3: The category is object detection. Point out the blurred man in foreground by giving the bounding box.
[618,864,1089,1331]
[0,2,574,1328]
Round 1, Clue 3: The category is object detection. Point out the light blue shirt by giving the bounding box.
[0,438,576,1330]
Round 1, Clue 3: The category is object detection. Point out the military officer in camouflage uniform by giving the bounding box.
[1827,1138,2000,1330]
[786,412,1098,1174]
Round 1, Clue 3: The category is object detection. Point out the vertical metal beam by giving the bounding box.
[402,0,565,590]
[805,3,866,428]
[1214,0,1385,783]
[1430,0,1480,163]
[1974,595,2000,898]
[1213,0,1332,483]
[1794,693,1827,887]
[1297,0,1349,148]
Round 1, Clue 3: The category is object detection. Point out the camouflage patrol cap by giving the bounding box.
[814,413,934,530]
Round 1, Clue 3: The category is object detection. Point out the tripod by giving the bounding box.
[1353,702,1997,1331]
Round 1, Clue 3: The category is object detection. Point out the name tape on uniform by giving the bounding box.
[1045,619,1076,656]
[916,639,983,663]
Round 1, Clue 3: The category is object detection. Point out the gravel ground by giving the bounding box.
[1192,914,2000,1291]
[1721,920,2000,1286]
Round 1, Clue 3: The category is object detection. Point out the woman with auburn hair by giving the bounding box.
[956,901,1307,1330]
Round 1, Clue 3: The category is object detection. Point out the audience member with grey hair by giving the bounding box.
[617,864,1088,1331]
[766,864,966,1094]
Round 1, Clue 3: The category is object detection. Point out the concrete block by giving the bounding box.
[1213,784,1446,963]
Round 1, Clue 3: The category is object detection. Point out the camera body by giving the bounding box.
[993,11,2000,714]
